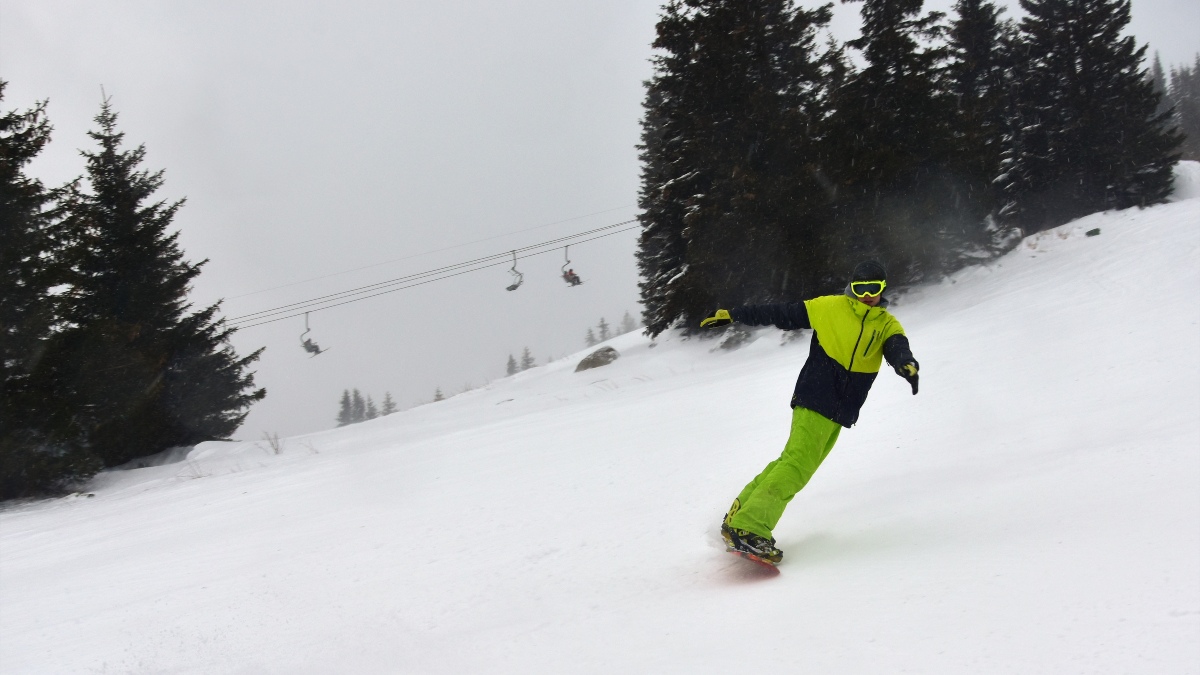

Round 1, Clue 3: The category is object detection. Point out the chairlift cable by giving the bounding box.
[228,222,630,324]
[229,223,639,330]
[234,259,516,330]
[227,219,634,325]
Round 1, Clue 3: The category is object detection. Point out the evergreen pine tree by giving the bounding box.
[365,395,378,420]
[32,98,264,470]
[824,0,964,282]
[636,1,701,337]
[597,318,611,342]
[945,0,1014,219]
[1149,53,1170,117]
[506,353,518,375]
[336,390,353,426]
[997,0,1182,231]
[0,84,59,394]
[585,328,597,347]
[520,347,535,371]
[381,391,398,415]
[351,389,366,423]
[433,387,444,402]
[0,84,99,498]
[637,0,838,336]
[1171,56,1200,161]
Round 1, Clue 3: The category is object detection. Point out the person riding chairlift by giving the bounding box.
[301,337,324,356]
[562,268,582,286]
[299,312,328,356]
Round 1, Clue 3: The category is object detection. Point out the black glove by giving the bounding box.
[895,361,919,395]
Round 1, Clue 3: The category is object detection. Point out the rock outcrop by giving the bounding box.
[575,346,619,372]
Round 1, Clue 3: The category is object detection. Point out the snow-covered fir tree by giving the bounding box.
[506,354,518,376]
[520,347,535,371]
[1149,53,1170,118]
[1170,56,1200,161]
[823,0,969,281]
[597,318,611,342]
[585,328,597,347]
[945,0,1015,218]
[0,83,95,498]
[366,395,378,420]
[0,84,59,403]
[636,0,838,335]
[30,98,264,471]
[997,0,1181,231]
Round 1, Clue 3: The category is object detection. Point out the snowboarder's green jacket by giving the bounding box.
[730,294,914,427]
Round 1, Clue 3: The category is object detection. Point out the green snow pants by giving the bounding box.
[726,406,842,539]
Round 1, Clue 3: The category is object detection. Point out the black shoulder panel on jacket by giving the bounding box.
[882,334,914,368]
[729,303,811,330]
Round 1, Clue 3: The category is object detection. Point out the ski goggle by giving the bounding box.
[850,280,887,298]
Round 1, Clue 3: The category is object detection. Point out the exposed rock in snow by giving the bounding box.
[574,346,619,371]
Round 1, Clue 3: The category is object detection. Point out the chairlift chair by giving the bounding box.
[506,250,524,291]
[561,245,583,286]
[299,312,328,356]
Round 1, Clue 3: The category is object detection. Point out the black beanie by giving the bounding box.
[852,260,887,282]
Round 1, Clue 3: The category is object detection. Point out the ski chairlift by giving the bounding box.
[299,312,328,357]
[506,250,524,291]
[560,245,582,286]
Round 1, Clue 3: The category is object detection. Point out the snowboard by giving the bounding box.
[726,548,780,575]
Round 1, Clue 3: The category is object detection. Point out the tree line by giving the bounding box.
[585,311,639,347]
[1151,55,1200,162]
[336,389,397,426]
[0,85,265,499]
[502,311,642,377]
[636,0,1187,336]
[343,309,644,425]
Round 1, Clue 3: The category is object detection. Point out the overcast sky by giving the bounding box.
[3,0,1196,440]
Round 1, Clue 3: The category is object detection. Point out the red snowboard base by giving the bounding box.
[727,548,780,575]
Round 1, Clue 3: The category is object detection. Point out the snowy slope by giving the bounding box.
[2,165,1199,674]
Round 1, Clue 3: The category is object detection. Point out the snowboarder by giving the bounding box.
[701,260,919,564]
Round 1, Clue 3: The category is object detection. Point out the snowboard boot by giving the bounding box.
[720,523,783,564]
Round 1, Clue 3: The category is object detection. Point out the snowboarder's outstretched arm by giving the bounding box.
[700,303,811,331]
[883,334,919,395]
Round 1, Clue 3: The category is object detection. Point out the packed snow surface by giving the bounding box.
[3,165,1199,673]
